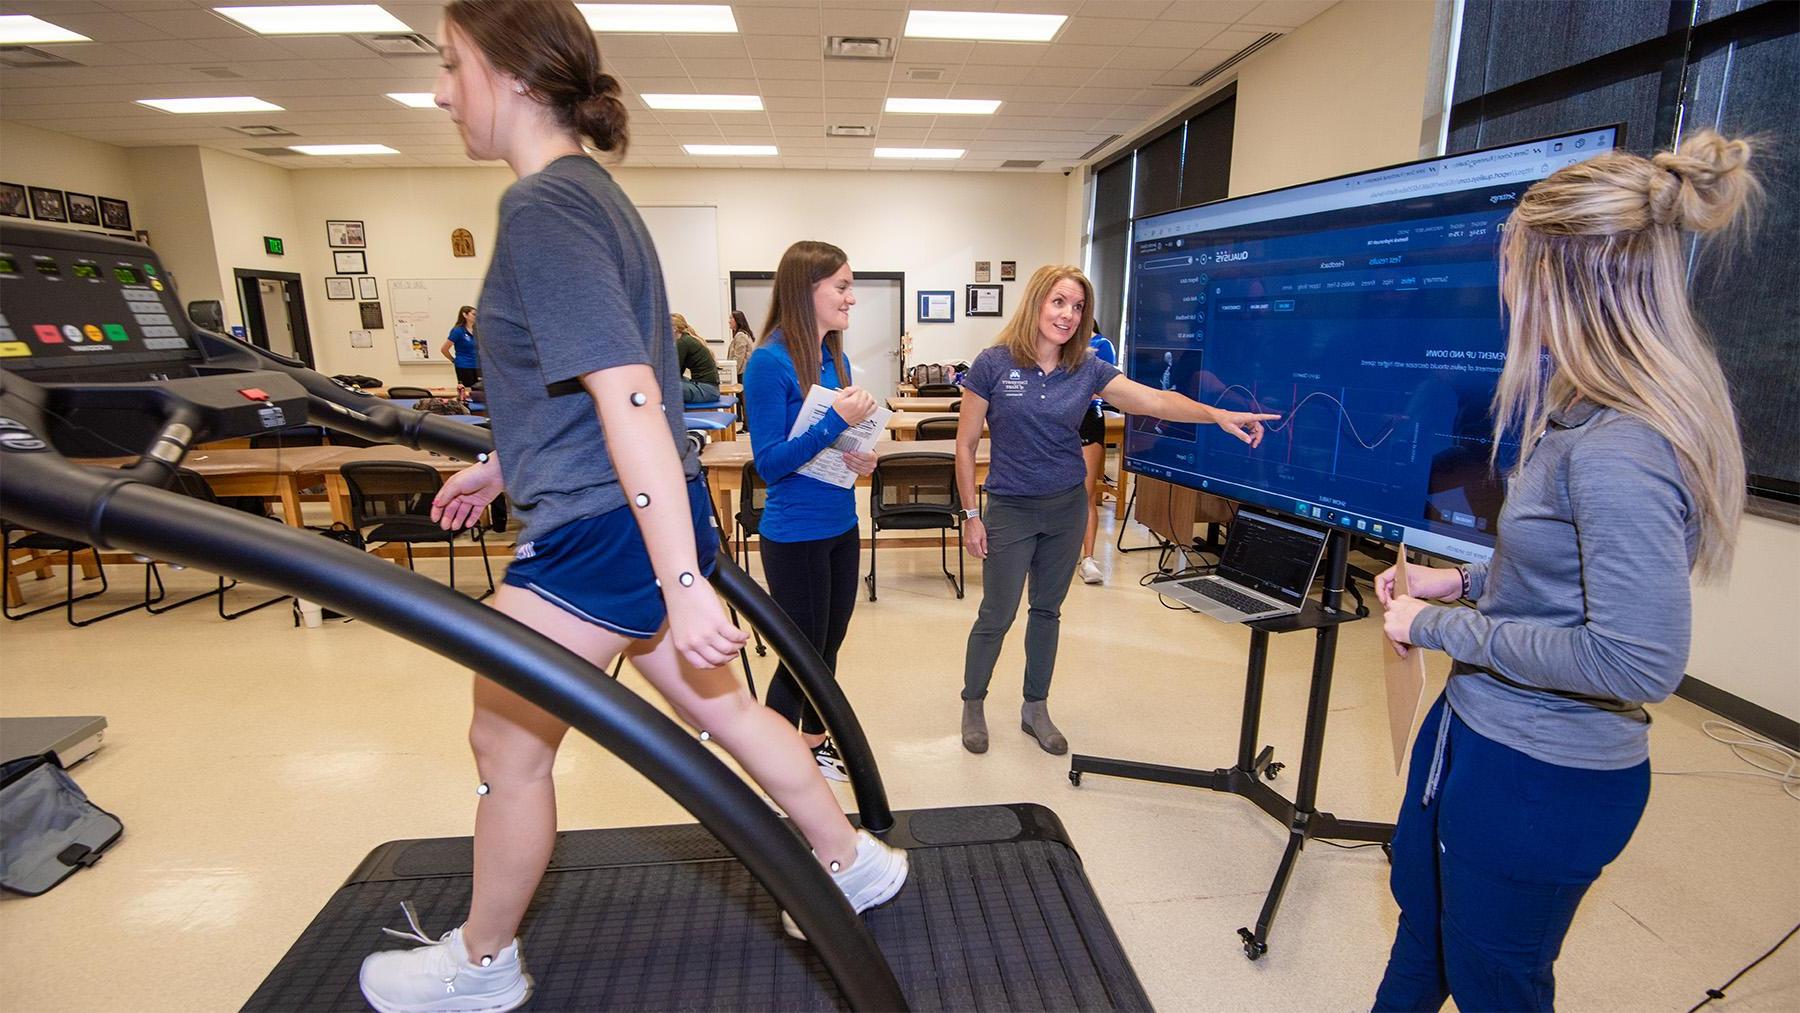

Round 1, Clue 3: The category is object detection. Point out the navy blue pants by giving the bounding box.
[1373,695,1649,1012]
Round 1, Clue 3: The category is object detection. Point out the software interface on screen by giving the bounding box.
[1123,127,1618,562]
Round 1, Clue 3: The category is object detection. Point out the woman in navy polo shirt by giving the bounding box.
[955,265,1278,755]
[743,240,879,780]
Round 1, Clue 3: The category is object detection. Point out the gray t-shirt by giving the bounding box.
[478,155,697,544]
[964,344,1120,497]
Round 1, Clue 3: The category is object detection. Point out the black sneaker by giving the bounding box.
[813,738,849,782]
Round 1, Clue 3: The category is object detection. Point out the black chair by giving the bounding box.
[387,386,434,399]
[914,415,961,442]
[340,461,495,599]
[916,382,961,398]
[865,452,963,601]
[2,523,144,627]
[142,468,291,620]
[729,460,771,663]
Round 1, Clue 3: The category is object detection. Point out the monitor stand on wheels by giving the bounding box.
[1069,529,1395,960]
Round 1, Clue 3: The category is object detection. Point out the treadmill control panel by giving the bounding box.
[0,237,200,374]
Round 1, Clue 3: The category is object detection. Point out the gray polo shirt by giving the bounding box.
[964,345,1120,497]
[477,155,697,544]
[1412,400,1698,770]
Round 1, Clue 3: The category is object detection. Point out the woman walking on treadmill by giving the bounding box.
[357,5,905,1010]
[955,265,1277,755]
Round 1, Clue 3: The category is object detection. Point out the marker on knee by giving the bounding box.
[476,782,490,796]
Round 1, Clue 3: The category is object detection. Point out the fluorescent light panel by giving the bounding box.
[884,97,1001,115]
[904,10,1065,43]
[214,5,411,35]
[138,96,284,114]
[579,4,737,33]
[0,15,91,44]
[289,144,399,155]
[874,147,965,159]
[683,144,777,156]
[642,93,763,111]
[385,92,438,109]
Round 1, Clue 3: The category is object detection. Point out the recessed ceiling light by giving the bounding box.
[214,5,411,35]
[683,144,777,156]
[289,144,399,155]
[641,94,763,111]
[385,92,438,109]
[137,96,285,114]
[579,4,737,33]
[874,147,965,159]
[884,97,1001,115]
[0,15,91,44]
[904,10,1066,43]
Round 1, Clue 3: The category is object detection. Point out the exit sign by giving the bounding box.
[264,236,284,256]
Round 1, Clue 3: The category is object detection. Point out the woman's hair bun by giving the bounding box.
[575,73,628,154]
[1647,130,1757,233]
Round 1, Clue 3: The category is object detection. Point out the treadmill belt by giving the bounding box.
[247,804,1149,1011]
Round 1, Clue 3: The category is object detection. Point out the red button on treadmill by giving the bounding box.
[238,387,269,401]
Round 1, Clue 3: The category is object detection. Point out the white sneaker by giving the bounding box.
[813,738,849,782]
[1078,556,1103,584]
[359,903,531,1013]
[780,829,909,940]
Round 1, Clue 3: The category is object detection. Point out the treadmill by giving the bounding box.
[0,223,1149,1012]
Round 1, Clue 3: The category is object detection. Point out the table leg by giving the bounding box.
[326,475,354,527]
[278,476,306,527]
[711,484,734,541]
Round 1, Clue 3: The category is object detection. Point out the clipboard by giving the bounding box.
[1383,545,1428,775]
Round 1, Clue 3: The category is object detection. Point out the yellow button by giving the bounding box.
[83,324,104,342]
[0,341,31,357]
[151,279,164,291]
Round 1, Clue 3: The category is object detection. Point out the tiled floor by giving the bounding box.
[2,507,1796,1011]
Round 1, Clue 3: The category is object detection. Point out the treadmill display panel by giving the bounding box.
[0,228,198,373]
[72,262,100,280]
[113,265,141,285]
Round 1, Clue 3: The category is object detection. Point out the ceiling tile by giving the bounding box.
[754,60,825,81]
[1163,0,1262,20]
[745,34,821,60]
[1246,1,1339,30]
[1058,18,1155,46]
[735,6,823,35]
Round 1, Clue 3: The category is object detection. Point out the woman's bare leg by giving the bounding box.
[1081,440,1106,559]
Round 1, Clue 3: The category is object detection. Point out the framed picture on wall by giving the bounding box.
[0,182,27,219]
[97,196,131,231]
[65,192,100,226]
[333,250,367,274]
[966,284,1003,317]
[325,276,355,300]
[917,290,955,323]
[356,275,378,300]
[326,220,366,248]
[28,187,66,223]
[359,301,385,329]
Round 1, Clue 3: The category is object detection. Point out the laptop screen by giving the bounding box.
[1217,511,1328,606]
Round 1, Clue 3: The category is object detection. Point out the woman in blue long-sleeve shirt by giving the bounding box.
[743,240,878,781]
[1373,131,1757,1012]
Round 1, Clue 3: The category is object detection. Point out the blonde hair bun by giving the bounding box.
[1647,129,1756,232]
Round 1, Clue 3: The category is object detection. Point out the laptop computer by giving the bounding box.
[1151,510,1329,622]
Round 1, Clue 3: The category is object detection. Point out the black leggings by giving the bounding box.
[760,525,860,736]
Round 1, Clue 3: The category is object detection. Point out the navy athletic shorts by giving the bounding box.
[503,477,719,638]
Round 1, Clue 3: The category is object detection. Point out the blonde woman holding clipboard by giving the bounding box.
[742,240,879,781]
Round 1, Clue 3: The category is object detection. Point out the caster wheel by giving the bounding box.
[1237,927,1267,961]
[1264,762,1285,781]
[1069,770,1083,786]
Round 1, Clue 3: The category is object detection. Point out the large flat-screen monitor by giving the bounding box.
[1122,125,1620,563]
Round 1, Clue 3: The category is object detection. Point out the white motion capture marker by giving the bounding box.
[479,955,494,968]
[678,571,696,587]
[476,782,490,796]
[699,730,711,742]
[829,860,842,873]
[634,493,650,508]
[629,392,649,407]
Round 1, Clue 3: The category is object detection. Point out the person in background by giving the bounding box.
[672,312,720,403]
[726,309,755,371]
[742,240,878,783]
[440,304,481,387]
[1076,329,1117,584]
[357,7,905,1010]
[955,266,1277,756]
[1373,130,1756,1013]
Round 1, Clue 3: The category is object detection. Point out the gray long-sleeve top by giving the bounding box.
[1411,400,1698,770]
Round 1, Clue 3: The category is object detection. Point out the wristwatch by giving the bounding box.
[962,507,980,521]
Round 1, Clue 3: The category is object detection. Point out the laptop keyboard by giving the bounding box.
[1177,578,1274,614]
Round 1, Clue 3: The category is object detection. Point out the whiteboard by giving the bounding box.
[388,277,482,369]
[639,204,725,345]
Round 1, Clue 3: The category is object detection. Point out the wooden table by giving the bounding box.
[885,413,973,440]
[896,382,917,396]
[887,396,961,413]
[701,439,990,540]
[78,446,346,527]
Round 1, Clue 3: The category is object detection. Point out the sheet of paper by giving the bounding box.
[786,384,893,488]
[1383,545,1429,776]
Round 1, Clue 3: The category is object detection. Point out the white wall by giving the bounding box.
[0,121,140,234]
[197,148,308,335]
[122,147,222,310]
[1689,515,1800,721]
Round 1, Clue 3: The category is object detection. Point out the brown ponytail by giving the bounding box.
[444,0,628,154]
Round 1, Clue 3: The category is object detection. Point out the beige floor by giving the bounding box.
[1,505,1796,1012]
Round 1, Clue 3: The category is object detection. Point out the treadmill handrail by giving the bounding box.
[0,448,907,1010]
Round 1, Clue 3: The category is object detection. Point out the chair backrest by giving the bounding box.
[736,460,769,532]
[387,386,434,399]
[914,415,961,442]
[338,462,443,528]
[870,452,957,521]
[167,467,221,505]
[916,383,961,398]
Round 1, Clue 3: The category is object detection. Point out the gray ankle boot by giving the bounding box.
[1020,700,1068,755]
[961,699,988,754]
